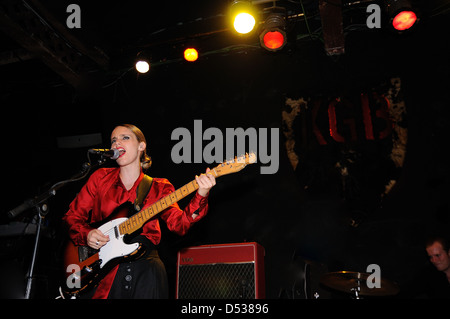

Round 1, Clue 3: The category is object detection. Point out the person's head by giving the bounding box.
[110,124,152,171]
[425,237,450,273]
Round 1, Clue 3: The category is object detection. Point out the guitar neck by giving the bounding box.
[118,177,203,236]
[116,153,256,236]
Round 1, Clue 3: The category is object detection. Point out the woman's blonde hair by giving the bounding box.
[116,124,152,171]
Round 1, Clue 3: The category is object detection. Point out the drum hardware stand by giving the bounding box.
[6,155,108,299]
[351,284,362,299]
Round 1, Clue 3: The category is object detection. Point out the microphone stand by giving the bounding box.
[6,154,108,299]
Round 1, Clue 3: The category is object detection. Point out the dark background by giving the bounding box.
[0,0,449,299]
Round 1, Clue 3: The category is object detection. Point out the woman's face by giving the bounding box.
[110,126,145,168]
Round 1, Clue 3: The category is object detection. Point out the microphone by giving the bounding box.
[88,148,120,160]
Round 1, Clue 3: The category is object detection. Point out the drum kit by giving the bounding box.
[320,271,400,299]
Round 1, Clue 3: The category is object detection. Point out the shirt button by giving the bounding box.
[125,274,132,282]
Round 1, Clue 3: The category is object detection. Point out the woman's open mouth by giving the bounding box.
[116,147,126,158]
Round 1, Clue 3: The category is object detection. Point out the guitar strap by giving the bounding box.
[134,174,153,212]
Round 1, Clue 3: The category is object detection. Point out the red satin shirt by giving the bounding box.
[62,167,209,298]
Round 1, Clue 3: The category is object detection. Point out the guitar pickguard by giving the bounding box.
[97,217,140,268]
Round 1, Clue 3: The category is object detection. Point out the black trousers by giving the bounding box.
[107,251,169,299]
[79,250,168,299]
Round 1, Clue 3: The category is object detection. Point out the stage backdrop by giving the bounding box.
[282,77,407,227]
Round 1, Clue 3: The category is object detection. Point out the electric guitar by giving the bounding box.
[61,152,256,297]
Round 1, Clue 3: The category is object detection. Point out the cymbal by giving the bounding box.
[320,271,400,296]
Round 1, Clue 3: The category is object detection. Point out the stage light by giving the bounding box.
[261,30,286,50]
[234,13,256,34]
[135,60,149,73]
[392,10,417,31]
[184,48,199,62]
[230,0,257,34]
[259,10,287,52]
[135,52,150,73]
[386,0,418,31]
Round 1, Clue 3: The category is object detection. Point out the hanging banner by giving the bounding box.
[282,77,407,212]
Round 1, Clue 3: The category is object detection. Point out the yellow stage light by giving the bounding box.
[230,1,257,34]
[184,48,199,62]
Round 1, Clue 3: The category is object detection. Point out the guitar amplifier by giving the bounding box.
[176,242,265,299]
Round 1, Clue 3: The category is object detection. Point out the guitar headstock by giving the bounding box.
[212,152,256,177]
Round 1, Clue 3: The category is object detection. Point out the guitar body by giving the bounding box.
[62,202,146,297]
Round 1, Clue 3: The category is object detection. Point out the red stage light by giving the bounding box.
[259,10,287,52]
[260,29,286,51]
[392,10,417,31]
[262,31,285,50]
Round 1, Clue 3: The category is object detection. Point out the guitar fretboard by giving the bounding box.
[117,179,200,236]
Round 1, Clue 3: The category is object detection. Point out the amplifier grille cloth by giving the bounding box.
[178,262,256,299]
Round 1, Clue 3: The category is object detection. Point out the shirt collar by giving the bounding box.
[112,168,145,191]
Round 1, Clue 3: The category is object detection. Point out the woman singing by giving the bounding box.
[62,124,216,298]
